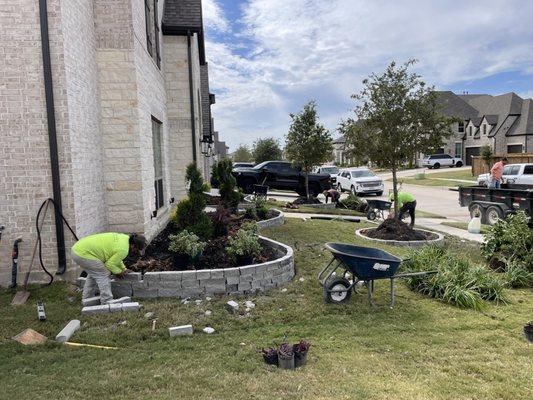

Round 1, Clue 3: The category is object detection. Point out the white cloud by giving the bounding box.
[202,0,229,33]
[205,0,533,150]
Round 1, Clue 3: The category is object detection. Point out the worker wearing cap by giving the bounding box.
[71,233,147,304]
[389,191,417,227]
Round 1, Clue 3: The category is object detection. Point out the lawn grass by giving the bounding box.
[441,221,490,234]
[0,219,531,400]
[393,170,477,188]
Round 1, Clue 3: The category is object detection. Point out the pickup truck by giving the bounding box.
[458,185,533,226]
[231,161,333,197]
[477,163,533,188]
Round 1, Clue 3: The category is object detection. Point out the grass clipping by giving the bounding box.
[403,246,505,310]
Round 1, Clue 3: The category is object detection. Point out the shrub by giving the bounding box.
[503,261,533,288]
[227,223,261,259]
[168,230,206,258]
[212,159,242,209]
[211,206,231,237]
[341,193,366,212]
[481,211,533,274]
[404,246,506,310]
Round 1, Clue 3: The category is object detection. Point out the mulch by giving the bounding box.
[364,218,434,241]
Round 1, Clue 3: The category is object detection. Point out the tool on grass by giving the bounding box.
[9,237,23,289]
[37,301,46,321]
[64,342,118,350]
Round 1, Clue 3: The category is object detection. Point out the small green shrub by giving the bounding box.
[404,246,506,310]
[168,230,206,258]
[227,223,261,259]
[212,159,242,209]
[503,261,533,288]
[244,206,258,220]
[341,193,366,212]
[482,211,533,275]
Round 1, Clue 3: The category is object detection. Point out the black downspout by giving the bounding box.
[39,0,66,274]
[187,30,197,162]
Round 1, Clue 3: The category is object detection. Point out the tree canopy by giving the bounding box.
[340,60,456,213]
[232,144,253,162]
[252,137,283,164]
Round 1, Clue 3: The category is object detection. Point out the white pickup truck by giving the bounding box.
[477,163,533,188]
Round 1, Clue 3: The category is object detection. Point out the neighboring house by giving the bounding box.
[332,136,350,165]
[435,91,533,166]
[0,0,220,285]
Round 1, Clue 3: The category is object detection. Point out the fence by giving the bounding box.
[471,153,533,176]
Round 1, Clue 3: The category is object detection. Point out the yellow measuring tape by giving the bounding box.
[64,342,119,350]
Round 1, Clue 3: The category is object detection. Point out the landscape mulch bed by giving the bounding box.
[363,218,436,241]
[125,213,278,272]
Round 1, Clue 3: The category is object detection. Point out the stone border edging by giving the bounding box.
[355,228,444,248]
[107,235,294,299]
[256,208,284,229]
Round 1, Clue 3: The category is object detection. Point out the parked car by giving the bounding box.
[232,162,254,169]
[232,161,333,197]
[422,154,463,169]
[477,163,533,188]
[336,168,384,196]
[313,165,339,186]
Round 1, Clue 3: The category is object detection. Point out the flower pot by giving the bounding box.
[172,254,190,270]
[278,354,294,370]
[262,352,278,366]
[524,325,533,343]
[294,351,308,368]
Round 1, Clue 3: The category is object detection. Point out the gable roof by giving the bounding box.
[484,115,498,125]
[436,91,479,119]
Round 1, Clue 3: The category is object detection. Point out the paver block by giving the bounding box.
[55,320,81,343]
[196,270,211,280]
[226,284,238,293]
[109,303,123,313]
[82,296,101,307]
[143,273,160,283]
[81,305,110,315]
[238,282,252,291]
[159,271,182,281]
[76,277,86,288]
[181,279,200,289]
[108,296,131,304]
[225,300,239,313]
[132,287,158,298]
[158,288,180,297]
[131,281,149,290]
[111,281,133,297]
[226,276,239,285]
[121,302,140,312]
[223,268,240,277]
[210,270,224,279]
[239,266,256,276]
[123,272,141,282]
[169,325,193,336]
[180,271,197,280]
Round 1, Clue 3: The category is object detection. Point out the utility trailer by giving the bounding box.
[458,185,533,226]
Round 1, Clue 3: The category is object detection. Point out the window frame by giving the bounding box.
[144,0,153,57]
[153,0,161,68]
[152,117,164,210]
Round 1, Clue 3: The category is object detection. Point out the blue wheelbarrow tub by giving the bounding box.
[325,242,402,280]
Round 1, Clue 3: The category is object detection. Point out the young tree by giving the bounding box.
[232,144,253,162]
[285,101,333,199]
[340,60,456,215]
[252,137,283,163]
[480,145,493,171]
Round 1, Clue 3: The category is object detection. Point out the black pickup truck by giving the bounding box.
[231,161,334,197]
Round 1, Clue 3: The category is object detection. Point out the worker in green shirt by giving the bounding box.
[71,233,147,304]
[389,191,417,226]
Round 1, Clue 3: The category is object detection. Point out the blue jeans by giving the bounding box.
[489,179,501,189]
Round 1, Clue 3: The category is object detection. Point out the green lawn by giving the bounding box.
[392,169,477,188]
[0,219,531,400]
[441,221,490,234]
[266,200,363,216]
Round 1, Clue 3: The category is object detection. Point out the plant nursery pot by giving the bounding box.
[294,351,308,368]
[278,354,295,370]
[524,325,533,343]
[172,254,190,270]
[262,353,279,366]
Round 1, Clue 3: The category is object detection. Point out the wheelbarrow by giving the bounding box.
[365,199,391,221]
[318,243,436,307]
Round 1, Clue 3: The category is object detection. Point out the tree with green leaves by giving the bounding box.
[252,137,283,163]
[232,144,253,162]
[339,60,456,216]
[285,101,333,199]
[480,145,493,171]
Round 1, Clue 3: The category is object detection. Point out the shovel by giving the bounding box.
[12,201,50,306]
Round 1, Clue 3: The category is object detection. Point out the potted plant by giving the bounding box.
[524,321,533,343]
[293,340,311,368]
[277,343,294,370]
[168,230,206,269]
[261,347,278,366]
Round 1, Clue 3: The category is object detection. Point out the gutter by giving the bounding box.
[39,0,66,274]
[187,30,197,162]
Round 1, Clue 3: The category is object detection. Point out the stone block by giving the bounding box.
[123,272,141,282]
[239,275,253,283]
[180,271,197,280]
[238,282,252,291]
[158,288,180,297]
[76,277,86,288]
[82,296,101,307]
[108,296,131,304]
[181,279,200,289]
[196,270,210,280]
[226,276,239,285]
[169,325,193,336]
[132,287,158,298]
[143,273,160,283]
[131,281,149,290]
[226,284,238,293]
[223,268,240,277]
[122,302,140,312]
[111,282,133,297]
[210,270,224,279]
[239,266,256,276]
[109,303,123,313]
[225,300,239,313]
[180,288,203,298]
[55,320,81,343]
[159,271,182,281]
[81,305,110,315]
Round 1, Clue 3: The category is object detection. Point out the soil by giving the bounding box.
[363,218,436,241]
[488,257,506,272]
[125,211,278,273]
[293,196,322,205]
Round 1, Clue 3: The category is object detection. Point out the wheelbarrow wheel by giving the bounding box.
[366,210,377,220]
[324,277,352,304]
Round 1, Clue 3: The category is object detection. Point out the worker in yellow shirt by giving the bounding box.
[389,191,417,227]
[71,233,147,304]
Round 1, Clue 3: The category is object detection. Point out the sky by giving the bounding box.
[202,0,533,152]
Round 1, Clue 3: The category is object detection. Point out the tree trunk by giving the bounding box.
[391,163,399,217]
[305,172,309,200]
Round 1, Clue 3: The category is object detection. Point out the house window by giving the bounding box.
[153,0,161,68]
[152,118,164,210]
[507,144,523,154]
[144,0,161,68]
[454,143,462,158]
[458,121,464,133]
[482,124,487,135]
[469,126,473,136]
[144,0,153,57]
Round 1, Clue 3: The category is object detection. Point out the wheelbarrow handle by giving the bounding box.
[392,270,438,279]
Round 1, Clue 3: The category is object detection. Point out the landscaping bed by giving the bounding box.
[362,219,439,241]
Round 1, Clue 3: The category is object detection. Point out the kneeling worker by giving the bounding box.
[323,188,341,207]
[389,191,417,226]
[71,233,147,304]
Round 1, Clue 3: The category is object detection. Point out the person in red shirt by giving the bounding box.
[489,157,508,188]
